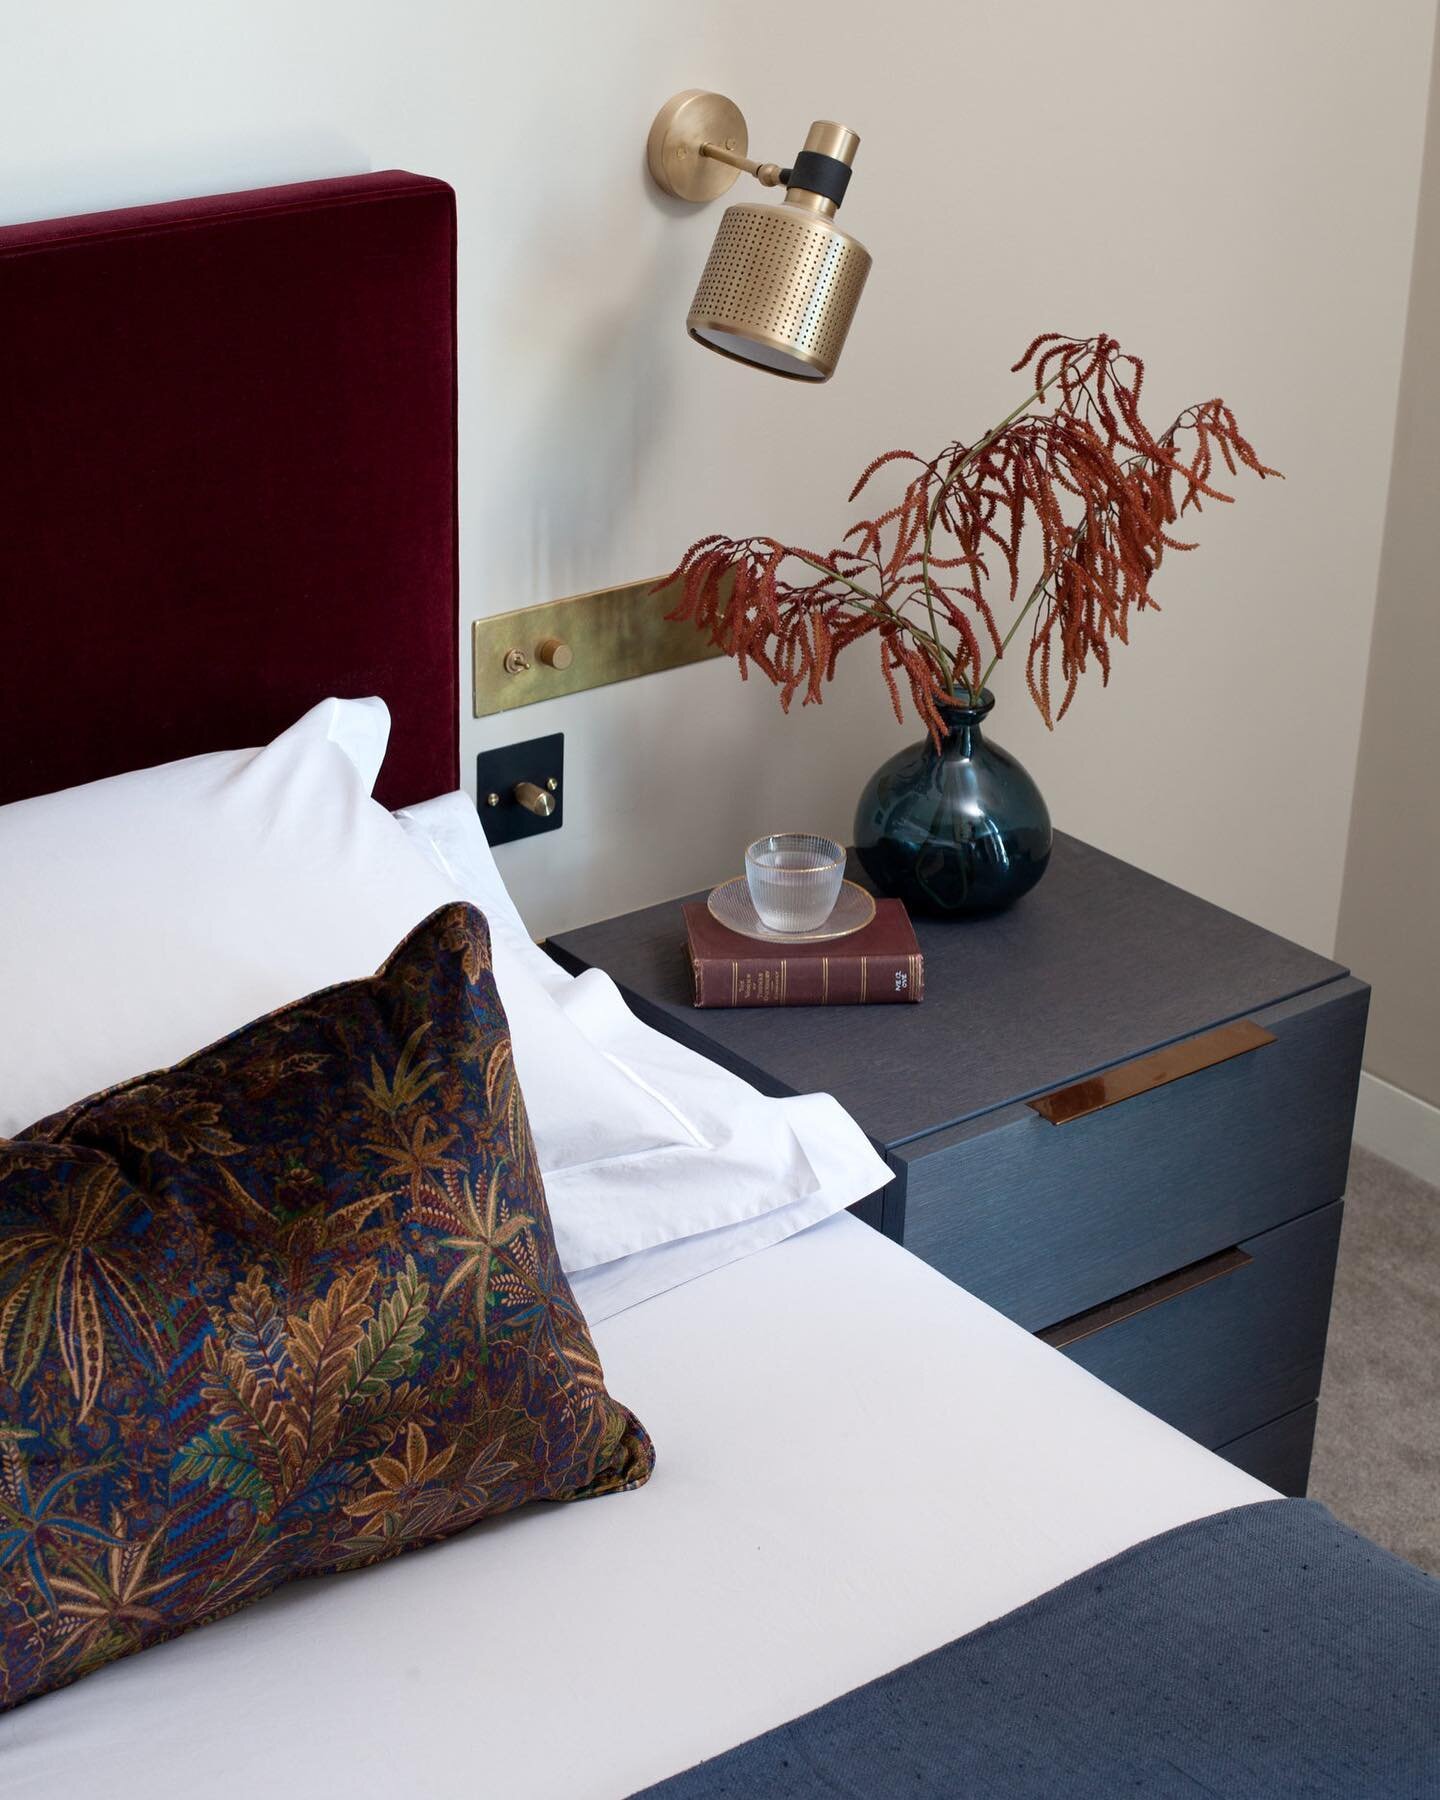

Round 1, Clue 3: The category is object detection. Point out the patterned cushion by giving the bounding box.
[0,902,653,1709]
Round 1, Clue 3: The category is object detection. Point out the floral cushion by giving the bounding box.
[0,902,653,1709]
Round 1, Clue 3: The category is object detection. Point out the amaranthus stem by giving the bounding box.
[974,572,1047,697]
[787,549,951,681]
[973,505,1102,698]
[918,383,1048,692]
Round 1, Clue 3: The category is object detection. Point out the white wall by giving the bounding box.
[1337,19,1440,1180]
[4,0,1434,944]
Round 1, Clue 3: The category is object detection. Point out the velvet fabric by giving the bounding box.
[0,902,653,1711]
[0,173,458,810]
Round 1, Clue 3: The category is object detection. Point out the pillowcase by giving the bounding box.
[396,793,895,1314]
[0,699,695,1178]
[0,694,890,1317]
[0,902,653,1712]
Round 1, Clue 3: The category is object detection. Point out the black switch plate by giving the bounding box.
[476,733,564,846]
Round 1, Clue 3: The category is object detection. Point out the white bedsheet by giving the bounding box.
[2,1214,1270,1799]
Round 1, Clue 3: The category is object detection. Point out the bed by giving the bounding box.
[4,1213,1269,1798]
[1,173,1435,1799]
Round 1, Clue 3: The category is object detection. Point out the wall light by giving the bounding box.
[647,90,871,382]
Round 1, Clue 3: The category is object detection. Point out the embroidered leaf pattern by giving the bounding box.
[0,1435,121,1614]
[285,1264,377,1476]
[0,1161,170,1417]
[440,906,492,982]
[227,1266,291,1404]
[0,903,653,1713]
[361,1021,441,1117]
[364,1114,463,1209]
[51,1516,180,1634]
[348,1257,428,1397]
[484,1038,531,1177]
[83,1084,240,1160]
[173,1427,276,1514]
[434,1167,533,1355]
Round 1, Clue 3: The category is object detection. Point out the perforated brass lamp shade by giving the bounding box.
[688,200,871,381]
[648,103,872,382]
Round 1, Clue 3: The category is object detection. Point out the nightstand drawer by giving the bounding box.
[1045,1201,1342,1453]
[1214,1403,1319,1496]
[892,978,1366,1331]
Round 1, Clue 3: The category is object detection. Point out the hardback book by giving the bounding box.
[683,899,924,1008]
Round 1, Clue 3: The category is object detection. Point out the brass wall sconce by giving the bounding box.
[647,89,871,382]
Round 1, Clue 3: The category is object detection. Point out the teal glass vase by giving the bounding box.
[854,690,1052,917]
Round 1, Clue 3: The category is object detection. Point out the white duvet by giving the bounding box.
[1,1212,1270,1800]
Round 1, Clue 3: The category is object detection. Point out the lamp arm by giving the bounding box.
[698,142,784,188]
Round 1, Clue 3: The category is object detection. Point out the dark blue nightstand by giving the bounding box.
[548,833,1368,1495]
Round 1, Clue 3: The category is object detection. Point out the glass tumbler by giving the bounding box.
[744,833,846,933]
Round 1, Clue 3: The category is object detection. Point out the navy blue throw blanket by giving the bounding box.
[640,1501,1440,1798]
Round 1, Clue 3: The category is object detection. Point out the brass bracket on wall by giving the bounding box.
[471,574,728,718]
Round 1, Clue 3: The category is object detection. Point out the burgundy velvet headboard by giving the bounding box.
[0,172,458,810]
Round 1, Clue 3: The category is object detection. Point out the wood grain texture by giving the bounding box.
[1059,1202,1343,1452]
[893,980,1367,1331]
[547,834,1349,1150]
[1214,1402,1320,1498]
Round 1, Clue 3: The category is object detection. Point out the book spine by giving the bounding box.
[690,950,924,1008]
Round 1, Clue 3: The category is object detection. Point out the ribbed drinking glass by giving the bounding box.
[744,833,846,933]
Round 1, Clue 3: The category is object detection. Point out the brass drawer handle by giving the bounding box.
[1038,1245,1253,1350]
[1027,1019,1276,1126]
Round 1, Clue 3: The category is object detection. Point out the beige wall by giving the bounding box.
[3,0,1434,946]
[1338,22,1440,1113]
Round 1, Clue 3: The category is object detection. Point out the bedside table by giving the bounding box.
[547,833,1368,1497]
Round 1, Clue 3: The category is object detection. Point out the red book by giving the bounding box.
[683,899,924,1008]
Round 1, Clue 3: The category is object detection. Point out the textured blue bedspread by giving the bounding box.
[639,1500,1440,1798]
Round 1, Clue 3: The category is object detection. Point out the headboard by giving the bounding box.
[0,171,458,810]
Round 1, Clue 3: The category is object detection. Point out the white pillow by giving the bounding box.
[0,699,891,1320]
[396,792,894,1314]
[0,700,690,1182]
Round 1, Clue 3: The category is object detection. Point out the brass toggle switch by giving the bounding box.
[515,780,556,818]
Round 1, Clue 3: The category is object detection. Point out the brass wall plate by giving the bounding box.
[471,574,728,718]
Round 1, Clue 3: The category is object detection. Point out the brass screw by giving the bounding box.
[546,776,559,793]
[485,791,500,808]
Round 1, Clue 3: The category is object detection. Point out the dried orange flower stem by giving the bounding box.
[660,334,1280,741]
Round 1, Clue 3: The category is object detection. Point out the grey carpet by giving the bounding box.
[1309,1144,1440,1574]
